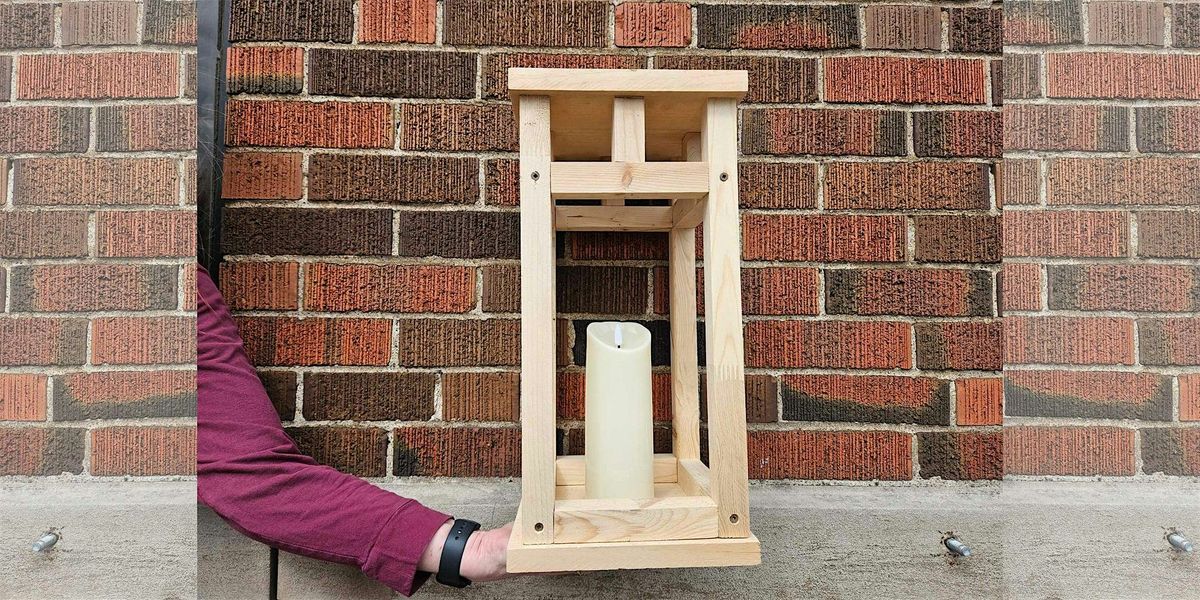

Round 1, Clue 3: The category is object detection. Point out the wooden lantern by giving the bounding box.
[506,68,760,572]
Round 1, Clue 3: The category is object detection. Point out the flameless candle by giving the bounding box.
[584,321,655,500]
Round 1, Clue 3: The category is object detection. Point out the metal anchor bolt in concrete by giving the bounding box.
[32,531,59,553]
[944,536,972,558]
[1167,531,1194,553]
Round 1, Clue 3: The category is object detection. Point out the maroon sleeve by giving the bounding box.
[196,266,450,596]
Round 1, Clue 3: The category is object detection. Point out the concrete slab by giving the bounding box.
[197,505,271,600]
[0,481,196,599]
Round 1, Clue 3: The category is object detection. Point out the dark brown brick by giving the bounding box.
[397,104,515,152]
[61,1,139,45]
[397,211,519,259]
[1004,53,1042,99]
[144,0,198,44]
[1004,105,1128,151]
[222,208,392,256]
[749,430,911,480]
[303,372,434,421]
[442,372,519,422]
[97,104,197,152]
[230,0,353,41]
[948,7,1002,53]
[1049,264,1200,312]
[309,50,476,99]
[397,319,520,367]
[557,266,647,314]
[443,0,606,47]
[1005,426,1134,476]
[827,269,993,317]
[824,162,991,210]
[225,46,304,94]
[11,264,177,312]
[481,264,520,313]
[697,4,858,49]
[863,5,940,50]
[1006,370,1172,421]
[919,432,1002,481]
[782,375,949,426]
[1174,3,1200,47]
[259,370,297,421]
[742,108,905,156]
[0,211,89,258]
[1087,1,1164,45]
[1139,318,1200,366]
[0,57,11,101]
[13,157,178,206]
[914,110,1002,157]
[654,55,817,103]
[394,426,520,476]
[1141,428,1200,476]
[0,3,55,48]
[0,429,85,475]
[1136,106,1200,152]
[1005,316,1135,365]
[226,100,393,148]
[742,214,906,262]
[485,159,519,206]
[915,321,1003,371]
[309,154,478,204]
[915,215,1001,263]
[304,263,476,313]
[286,426,388,476]
[738,163,817,209]
[236,317,392,366]
[1004,0,1082,45]
[570,231,667,260]
[1137,211,1200,258]
[0,318,88,366]
[53,371,195,421]
[483,53,644,99]
[0,106,91,153]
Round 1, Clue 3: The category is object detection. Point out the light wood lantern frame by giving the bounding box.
[506,68,760,572]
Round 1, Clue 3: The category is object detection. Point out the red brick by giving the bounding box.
[616,2,690,47]
[359,0,436,43]
[1002,262,1042,312]
[222,208,393,256]
[1005,426,1134,476]
[53,370,195,421]
[1006,370,1172,421]
[92,317,197,365]
[748,430,912,480]
[305,263,475,313]
[1180,375,1200,421]
[143,0,198,45]
[1175,3,1200,47]
[742,108,905,156]
[742,214,906,262]
[485,159,519,205]
[0,106,90,153]
[738,267,819,316]
[745,320,912,369]
[914,215,1001,263]
[96,104,196,152]
[221,152,303,200]
[1005,316,1135,365]
[1003,210,1129,257]
[309,49,476,99]
[1049,264,1200,312]
[826,268,993,317]
[918,431,1002,480]
[781,374,949,425]
[697,4,858,50]
[824,57,987,104]
[182,263,197,311]
[308,154,479,204]
[91,426,196,476]
[97,211,194,258]
[236,317,392,366]
[570,231,668,260]
[1139,318,1200,366]
[303,372,434,421]
[824,162,990,210]
[557,371,673,422]
[1137,211,1200,258]
[61,1,139,45]
[397,104,515,152]
[948,7,1003,53]
[226,100,392,148]
[225,46,304,94]
[13,157,178,206]
[1004,105,1128,151]
[394,426,520,477]
[738,163,817,209]
[481,264,519,313]
[916,321,1003,371]
[285,426,388,476]
[1087,1,1165,45]
[0,211,89,258]
[1004,53,1042,99]
[1047,53,1200,99]
[0,429,84,475]
[229,0,353,42]
[218,262,299,310]
[444,0,606,47]
[1003,0,1082,45]
[0,3,55,48]
[1142,428,1200,476]
[863,5,940,50]
[483,53,645,99]
[914,111,1002,158]
[18,52,178,99]
[1136,106,1200,152]
[442,372,519,422]
[1048,158,1200,206]
[956,378,1003,426]
[0,318,88,366]
[11,264,177,312]
[397,319,519,367]
[1002,158,1041,205]
[654,56,817,104]
[0,374,47,421]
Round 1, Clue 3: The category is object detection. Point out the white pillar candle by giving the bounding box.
[584,321,655,499]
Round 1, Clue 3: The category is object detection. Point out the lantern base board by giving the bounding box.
[507,507,761,572]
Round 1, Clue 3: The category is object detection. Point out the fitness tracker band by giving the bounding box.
[435,518,481,588]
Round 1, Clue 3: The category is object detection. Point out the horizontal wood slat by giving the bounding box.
[551,161,709,200]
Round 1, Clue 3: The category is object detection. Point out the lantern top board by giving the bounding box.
[507,68,760,572]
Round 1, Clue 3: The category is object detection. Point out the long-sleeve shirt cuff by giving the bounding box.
[364,500,452,595]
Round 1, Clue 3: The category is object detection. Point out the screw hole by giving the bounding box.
[531,171,540,181]
[719,172,728,181]
[534,522,544,532]
[729,514,739,524]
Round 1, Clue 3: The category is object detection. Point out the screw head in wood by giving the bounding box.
[531,171,540,181]
[719,172,728,181]
[534,522,544,532]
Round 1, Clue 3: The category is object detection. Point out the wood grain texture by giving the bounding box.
[553,494,718,543]
[550,161,709,200]
[607,97,645,205]
[508,68,747,96]
[555,454,678,486]
[554,206,673,231]
[670,131,703,461]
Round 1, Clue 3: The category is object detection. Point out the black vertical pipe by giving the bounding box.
[196,0,229,283]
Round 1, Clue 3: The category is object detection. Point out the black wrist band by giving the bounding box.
[436,518,481,588]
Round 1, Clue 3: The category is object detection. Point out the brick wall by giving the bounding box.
[220,0,1002,481]
[0,1,197,478]
[1003,0,1199,477]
